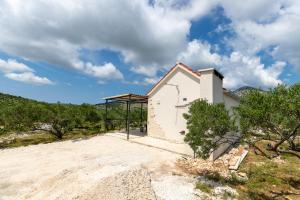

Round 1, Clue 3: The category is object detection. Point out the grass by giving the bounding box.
[203,171,247,186]
[0,133,57,148]
[235,148,300,200]
[195,181,212,193]
[0,129,104,149]
[195,142,300,199]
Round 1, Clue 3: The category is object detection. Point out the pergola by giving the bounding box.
[103,93,148,140]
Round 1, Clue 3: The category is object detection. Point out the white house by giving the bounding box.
[146,63,239,158]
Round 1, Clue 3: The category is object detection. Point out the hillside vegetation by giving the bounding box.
[0,93,146,147]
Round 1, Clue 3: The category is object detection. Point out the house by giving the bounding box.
[146,63,239,158]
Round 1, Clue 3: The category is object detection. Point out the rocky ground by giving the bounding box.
[0,133,242,200]
[177,145,248,177]
[76,168,157,200]
[0,134,209,200]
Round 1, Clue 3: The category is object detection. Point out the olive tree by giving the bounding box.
[50,118,75,139]
[49,104,76,139]
[183,99,237,159]
[236,83,300,158]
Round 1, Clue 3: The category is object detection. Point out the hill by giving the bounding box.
[0,92,43,105]
[233,86,263,97]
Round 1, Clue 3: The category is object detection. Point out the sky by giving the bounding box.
[0,0,299,104]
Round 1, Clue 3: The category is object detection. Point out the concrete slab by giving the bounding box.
[106,131,194,157]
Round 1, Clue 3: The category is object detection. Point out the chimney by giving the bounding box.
[198,68,224,103]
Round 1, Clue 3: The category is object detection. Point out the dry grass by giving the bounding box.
[236,149,300,200]
[0,129,102,149]
[195,181,212,194]
[180,141,300,199]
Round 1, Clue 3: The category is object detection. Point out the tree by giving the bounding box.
[49,105,76,139]
[236,84,300,158]
[50,118,75,139]
[183,99,237,159]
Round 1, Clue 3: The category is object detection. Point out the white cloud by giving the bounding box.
[123,76,161,86]
[133,39,222,80]
[177,40,285,89]
[219,0,300,72]
[0,0,297,88]
[177,39,221,68]
[173,0,299,89]
[122,36,287,89]
[0,59,33,73]
[220,0,282,22]
[84,62,123,80]
[0,58,53,85]
[0,0,215,81]
[221,52,285,89]
[130,65,159,77]
[144,76,161,85]
[5,72,54,85]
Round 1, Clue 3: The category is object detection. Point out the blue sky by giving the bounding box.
[0,0,299,104]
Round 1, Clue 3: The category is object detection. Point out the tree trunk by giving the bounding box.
[272,123,300,152]
[288,135,300,152]
[278,149,300,159]
[252,143,272,159]
[272,138,285,152]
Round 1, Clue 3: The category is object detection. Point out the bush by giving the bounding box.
[183,99,237,159]
[236,83,300,158]
[204,171,246,186]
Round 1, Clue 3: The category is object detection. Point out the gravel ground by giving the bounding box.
[152,175,199,200]
[76,168,156,200]
[0,134,202,200]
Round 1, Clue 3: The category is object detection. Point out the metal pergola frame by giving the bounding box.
[103,93,148,140]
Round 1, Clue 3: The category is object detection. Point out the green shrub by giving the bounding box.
[195,182,212,193]
[236,83,300,156]
[227,172,247,185]
[183,99,237,159]
[204,171,246,186]
[204,172,225,183]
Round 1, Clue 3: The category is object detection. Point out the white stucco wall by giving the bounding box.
[211,93,240,160]
[223,93,240,115]
[148,67,200,142]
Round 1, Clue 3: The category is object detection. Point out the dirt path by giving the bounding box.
[0,135,200,200]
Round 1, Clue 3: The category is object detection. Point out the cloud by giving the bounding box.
[0,58,53,85]
[219,0,300,72]
[0,0,215,81]
[131,39,222,80]
[220,0,283,22]
[177,40,285,89]
[144,76,161,85]
[221,52,285,89]
[0,0,297,88]
[0,59,33,73]
[177,39,221,68]
[84,62,123,80]
[5,72,54,85]
[174,0,299,89]
[123,76,161,86]
[130,65,159,77]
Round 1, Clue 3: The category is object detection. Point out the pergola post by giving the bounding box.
[140,103,143,132]
[125,101,129,133]
[105,99,108,132]
[127,95,131,140]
